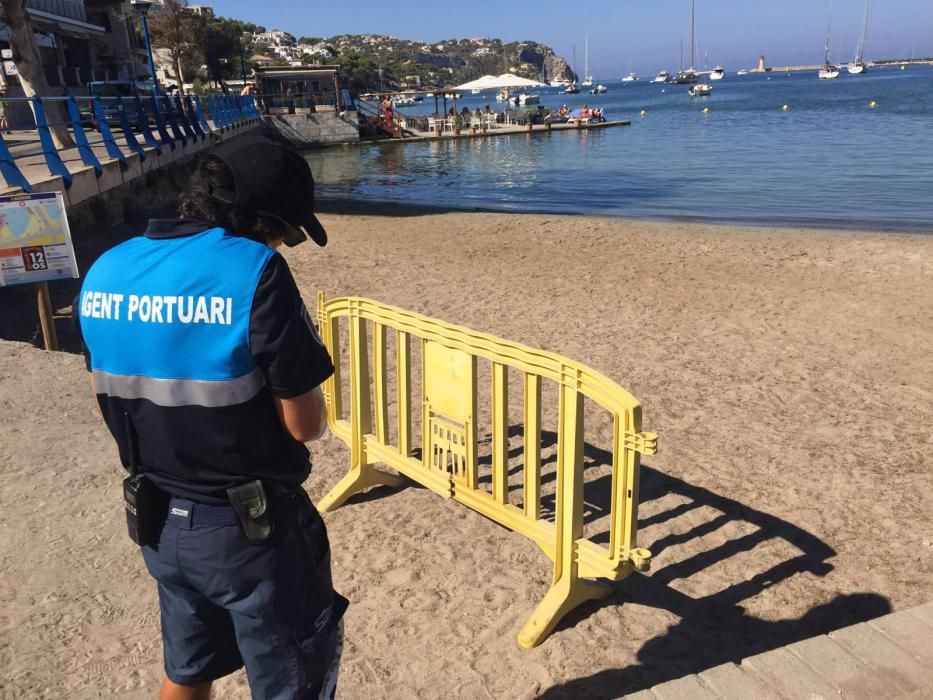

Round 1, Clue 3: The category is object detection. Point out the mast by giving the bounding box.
[690,0,696,70]
[824,0,833,66]
[858,0,870,63]
[584,35,589,79]
[680,39,684,72]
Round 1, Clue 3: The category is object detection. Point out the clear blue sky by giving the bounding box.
[210,0,933,76]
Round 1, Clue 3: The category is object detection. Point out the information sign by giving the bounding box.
[0,192,79,287]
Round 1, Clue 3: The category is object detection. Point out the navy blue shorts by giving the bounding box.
[141,488,347,699]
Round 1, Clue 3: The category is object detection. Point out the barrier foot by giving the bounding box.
[318,464,406,513]
[516,575,611,649]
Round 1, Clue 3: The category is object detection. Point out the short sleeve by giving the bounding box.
[72,294,91,371]
[249,253,334,398]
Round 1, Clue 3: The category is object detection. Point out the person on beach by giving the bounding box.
[75,137,346,700]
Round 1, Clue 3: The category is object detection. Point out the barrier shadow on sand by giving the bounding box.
[522,431,892,698]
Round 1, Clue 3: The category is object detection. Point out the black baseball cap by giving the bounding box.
[207,136,327,247]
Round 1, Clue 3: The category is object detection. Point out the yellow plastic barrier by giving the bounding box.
[316,294,657,648]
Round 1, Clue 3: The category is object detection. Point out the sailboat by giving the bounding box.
[847,0,870,75]
[819,0,840,79]
[582,36,593,87]
[565,45,580,93]
[673,1,700,84]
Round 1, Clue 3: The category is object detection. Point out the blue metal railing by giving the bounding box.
[0,93,261,194]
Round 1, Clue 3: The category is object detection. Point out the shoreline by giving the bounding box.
[314,197,933,236]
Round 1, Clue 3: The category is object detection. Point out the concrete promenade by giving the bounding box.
[626,601,933,699]
[0,118,261,210]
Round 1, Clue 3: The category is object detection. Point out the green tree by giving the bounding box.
[147,0,202,88]
[0,0,74,147]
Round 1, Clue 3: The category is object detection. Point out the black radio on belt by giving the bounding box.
[122,413,161,547]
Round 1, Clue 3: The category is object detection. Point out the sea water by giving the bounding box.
[303,67,933,232]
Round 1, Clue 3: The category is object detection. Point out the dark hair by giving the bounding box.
[179,155,286,243]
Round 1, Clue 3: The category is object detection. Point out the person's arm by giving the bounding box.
[250,254,335,443]
[273,385,327,442]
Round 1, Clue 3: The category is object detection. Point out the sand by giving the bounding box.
[1,212,932,699]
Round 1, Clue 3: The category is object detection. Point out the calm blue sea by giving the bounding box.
[304,66,933,232]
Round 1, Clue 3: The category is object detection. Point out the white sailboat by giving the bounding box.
[673,2,700,84]
[847,0,870,75]
[582,36,593,87]
[819,0,840,79]
[565,45,580,93]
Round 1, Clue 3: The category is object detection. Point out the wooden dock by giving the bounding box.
[360,119,631,146]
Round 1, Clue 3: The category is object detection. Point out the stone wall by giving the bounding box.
[261,111,360,148]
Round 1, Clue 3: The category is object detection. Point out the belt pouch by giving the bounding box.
[227,480,273,545]
[123,474,160,547]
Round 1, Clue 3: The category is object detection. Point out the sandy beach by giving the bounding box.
[1,212,932,699]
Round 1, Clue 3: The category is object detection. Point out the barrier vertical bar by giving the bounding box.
[31,97,72,187]
[115,98,146,161]
[65,97,102,176]
[91,97,126,165]
[0,135,33,192]
[373,323,388,444]
[397,330,411,456]
[618,407,644,560]
[174,95,196,140]
[492,362,509,504]
[133,96,161,155]
[208,95,225,130]
[184,96,205,140]
[161,96,187,145]
[149,96,175,150]
[317,305,405,513]
[192,96,211,134]
[517,371,610,649]
[523,373,542,519]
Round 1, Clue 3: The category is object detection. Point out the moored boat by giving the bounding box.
[652,71,670,83]
[688,83,712,97]
[589,84,607,94]
[623,73,638,82]
[819,1,840,79]
[847,0,871,75]
[709,66,725,80]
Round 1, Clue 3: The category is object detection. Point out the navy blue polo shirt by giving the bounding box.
[76,219,334,504]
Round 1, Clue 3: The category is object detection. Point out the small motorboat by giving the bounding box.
[589,84,607,94]
[518,93,539,105]
[688,83,712,97]
[563,82,580,94]
[623,73,638,82]
[652,71,671,83]
[709,66,725,80]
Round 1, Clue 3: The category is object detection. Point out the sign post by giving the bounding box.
[0,192,79,350]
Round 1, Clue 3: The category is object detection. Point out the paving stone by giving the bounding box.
[742,646,839,698]
[785,634,892,699]
[830,622,933,693]
[647,674,718,700]
[698,662,784,698]
[906,601,933,628]
[621,690,656,700]
[868,611,933,664]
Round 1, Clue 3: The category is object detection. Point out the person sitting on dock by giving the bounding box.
[592,107,604,122]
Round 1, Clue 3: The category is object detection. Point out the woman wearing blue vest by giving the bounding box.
[76,137,346,700]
